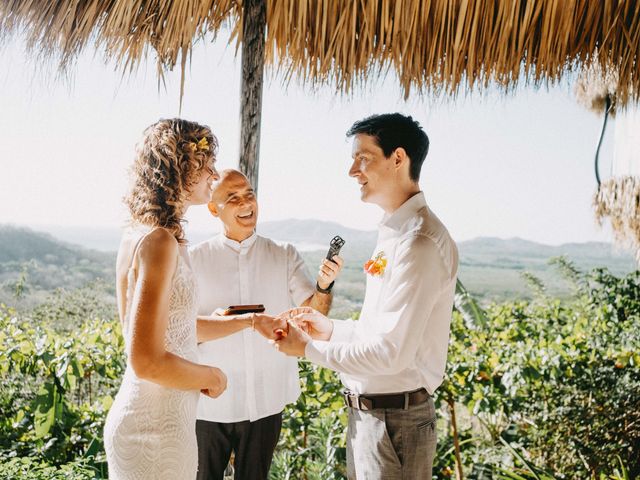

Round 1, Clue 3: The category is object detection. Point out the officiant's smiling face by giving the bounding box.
[208,170,258,242]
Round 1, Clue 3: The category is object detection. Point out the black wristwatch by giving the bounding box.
[316,281,334,294]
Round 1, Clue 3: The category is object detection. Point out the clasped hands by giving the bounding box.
[200,307,332,399]
[249,307,333,357]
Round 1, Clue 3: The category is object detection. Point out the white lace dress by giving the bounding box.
[104,253,200,480]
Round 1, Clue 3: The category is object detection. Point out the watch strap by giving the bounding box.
[316,281,334,294]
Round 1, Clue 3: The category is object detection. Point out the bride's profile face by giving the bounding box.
[187,158,219,206]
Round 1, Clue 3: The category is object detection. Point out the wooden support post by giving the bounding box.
[239,0,266,194]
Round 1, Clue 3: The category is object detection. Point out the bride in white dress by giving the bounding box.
[104,119,227,479]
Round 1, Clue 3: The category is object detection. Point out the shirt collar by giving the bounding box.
[222,231,257,253]
[379,191,427,233]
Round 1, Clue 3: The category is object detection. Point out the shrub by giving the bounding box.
[439,265,640,479]
[1,263,637,479]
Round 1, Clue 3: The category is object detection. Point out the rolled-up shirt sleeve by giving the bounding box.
[305,234,449,376]
[287,244,316,306]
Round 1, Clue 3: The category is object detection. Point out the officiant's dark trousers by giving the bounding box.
[196,411,282,480]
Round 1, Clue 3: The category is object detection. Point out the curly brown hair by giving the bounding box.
[125,118,218,243]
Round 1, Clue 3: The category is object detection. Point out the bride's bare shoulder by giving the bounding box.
[136,228,178,262]
[140,227,176,244]
[119,227,177,266]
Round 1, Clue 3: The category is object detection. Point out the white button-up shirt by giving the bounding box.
[190,233,315,422]
[306,192,458,395]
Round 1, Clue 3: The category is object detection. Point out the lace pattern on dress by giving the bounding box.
[104,252,200,480]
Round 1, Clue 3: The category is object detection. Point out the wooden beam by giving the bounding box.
[239,0,266,194]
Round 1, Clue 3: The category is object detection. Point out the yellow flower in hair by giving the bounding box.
[196,137,209,152]
[187,137,209,153]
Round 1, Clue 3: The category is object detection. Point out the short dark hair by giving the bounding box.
[346,113,429,182]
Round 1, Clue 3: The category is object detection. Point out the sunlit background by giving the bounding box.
[0,29,617,246]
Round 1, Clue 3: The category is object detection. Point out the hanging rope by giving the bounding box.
[594,95,613,188]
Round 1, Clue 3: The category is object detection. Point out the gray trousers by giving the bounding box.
[346,398,437,480]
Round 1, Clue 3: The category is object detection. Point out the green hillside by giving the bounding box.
[0,225,115,308]
[1,223,636,315]
[298,232,637,312]
[455,236,636,301]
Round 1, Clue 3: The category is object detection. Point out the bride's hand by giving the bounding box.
[252,313,288,340]
[201,367,227,398]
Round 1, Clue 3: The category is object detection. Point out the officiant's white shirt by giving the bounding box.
[306,192,458,395]
[190,233,315,423]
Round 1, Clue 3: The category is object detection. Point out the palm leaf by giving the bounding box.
[454,278,488,329]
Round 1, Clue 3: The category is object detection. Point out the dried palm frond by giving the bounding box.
[0,0,238,72]
[264,0,640,101]
[575,58,619,116]
[1,0,639,103]
[594,176,640,262]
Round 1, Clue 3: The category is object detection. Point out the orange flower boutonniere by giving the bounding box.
[364,251,387,277]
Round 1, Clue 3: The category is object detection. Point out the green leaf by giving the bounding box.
[33,382,57,438]
[454,279,489,328]
[494,465,533,480]
[101,394,114,410]
[71,358,85,378]
[84,437,101,458]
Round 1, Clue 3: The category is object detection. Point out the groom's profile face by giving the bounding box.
[208,171,258,240]
[349,133,396,206]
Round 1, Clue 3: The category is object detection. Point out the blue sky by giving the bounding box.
[0,29,617,245]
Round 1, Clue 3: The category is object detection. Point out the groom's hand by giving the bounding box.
[274,320,311,357]
[282,307,333,341]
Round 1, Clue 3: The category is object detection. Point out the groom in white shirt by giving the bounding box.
[190,169,344,480]
[275,113,459,479]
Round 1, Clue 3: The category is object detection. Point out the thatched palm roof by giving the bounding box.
[1,0,639,103]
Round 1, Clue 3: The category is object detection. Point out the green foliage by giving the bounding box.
[438,261,640,479]
[0,302,123,476]
[272,361,347,479]
[0,456,99,479]
[454,279,489,329]
[519,271,546,297]
[8,260,35,302]
[0,256,637,479]
[29,280,117,332]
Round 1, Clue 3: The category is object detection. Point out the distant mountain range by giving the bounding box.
[29,220,636,264]
[32,220,378,255]
[458,236,634,272]
[0,222,637,310]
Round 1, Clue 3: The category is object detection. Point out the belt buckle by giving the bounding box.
[359,396,373,410]
[343,391,357,409]
[344,391,372,410]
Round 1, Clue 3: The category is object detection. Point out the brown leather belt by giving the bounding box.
[343,388,430,411]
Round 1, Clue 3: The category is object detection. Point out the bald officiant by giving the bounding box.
[189,169,344,480]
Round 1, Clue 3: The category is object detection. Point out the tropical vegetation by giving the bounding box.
[0,229,637,479]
